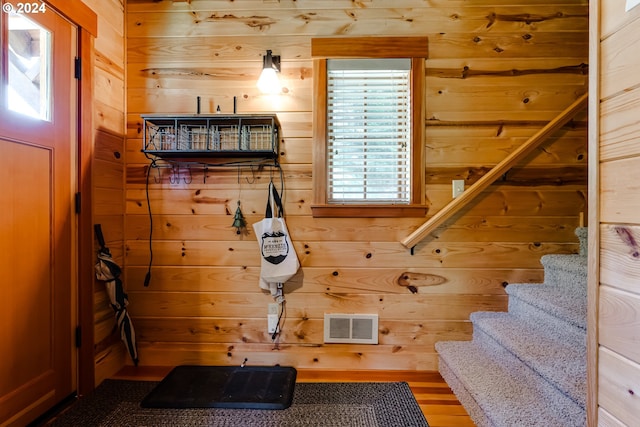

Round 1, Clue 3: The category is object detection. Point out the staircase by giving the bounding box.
[435,228,588,426]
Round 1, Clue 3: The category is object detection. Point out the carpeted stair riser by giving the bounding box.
[541,254,588,289]
[507,284,587,331]
[436,341,586,427]
[470,312,586,408]
[464,336,585,420]
[575,227,588,257]
[436,227,588,426]
[437,355,493,427]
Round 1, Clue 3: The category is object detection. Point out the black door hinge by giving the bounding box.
[75,326,82,348]
[74,57,81,80]
[75,192,81,214]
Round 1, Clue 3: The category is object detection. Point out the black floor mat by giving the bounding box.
[140,365,297,410]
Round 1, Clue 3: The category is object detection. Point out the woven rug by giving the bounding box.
[52,380,429,426]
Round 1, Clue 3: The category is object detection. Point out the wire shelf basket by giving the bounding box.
[142,114,279,160]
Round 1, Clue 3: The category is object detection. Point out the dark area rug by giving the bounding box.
[51,379,429,426]
[141,365,297,410]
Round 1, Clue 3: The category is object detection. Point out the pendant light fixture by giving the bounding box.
[257,50,281,95]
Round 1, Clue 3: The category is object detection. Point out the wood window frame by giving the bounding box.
[311,37,428,218]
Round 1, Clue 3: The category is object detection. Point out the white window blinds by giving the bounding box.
[327,58,411,203]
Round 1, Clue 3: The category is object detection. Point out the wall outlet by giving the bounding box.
[268,314,278,333]
[268,303,279,333]
[452,179,465,198]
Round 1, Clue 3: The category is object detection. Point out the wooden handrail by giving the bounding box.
[401,92,588,249]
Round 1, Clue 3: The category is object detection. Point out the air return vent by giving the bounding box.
[323,314,378,344]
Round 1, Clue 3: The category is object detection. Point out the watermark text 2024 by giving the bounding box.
[2,2,47,14]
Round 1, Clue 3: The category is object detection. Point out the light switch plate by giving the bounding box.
[452,180,465,198]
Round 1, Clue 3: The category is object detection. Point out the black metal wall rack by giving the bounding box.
[141,114,280,166]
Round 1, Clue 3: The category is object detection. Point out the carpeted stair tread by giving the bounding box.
[541,254,588,271]
[507,283,587,330]
[437,227,588,425]
[436,340,585,427]
[470,311,586,408]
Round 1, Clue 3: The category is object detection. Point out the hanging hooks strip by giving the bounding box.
[169,164,179,184]
[245,165,258,185]
[146,160,282,186]
[183,165,193,184]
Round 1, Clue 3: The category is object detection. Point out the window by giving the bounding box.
[311,37,428,217]
[6,13,53,121]
[327,59,411,203]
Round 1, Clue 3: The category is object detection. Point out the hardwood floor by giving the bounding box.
[112,366,475,426]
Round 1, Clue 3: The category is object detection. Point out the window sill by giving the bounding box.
[311,204,428,218]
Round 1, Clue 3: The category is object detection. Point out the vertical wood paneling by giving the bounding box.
[124,1,588,371]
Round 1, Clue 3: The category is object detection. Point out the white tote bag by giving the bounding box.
[253,182,300,295]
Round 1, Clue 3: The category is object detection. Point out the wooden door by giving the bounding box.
[0,5,76,426]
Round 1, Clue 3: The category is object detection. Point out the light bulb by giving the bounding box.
[257,67,281,95]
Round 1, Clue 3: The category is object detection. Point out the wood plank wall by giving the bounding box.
[82,0,128,385]
[594,0,640,424]
[123,0,589,371]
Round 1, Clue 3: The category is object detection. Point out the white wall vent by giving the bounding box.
[323,313,378,344]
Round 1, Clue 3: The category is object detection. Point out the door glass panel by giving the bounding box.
[7,13,52,121]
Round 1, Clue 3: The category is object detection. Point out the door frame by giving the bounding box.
[587,1,599,426]
[43,0,97,396]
